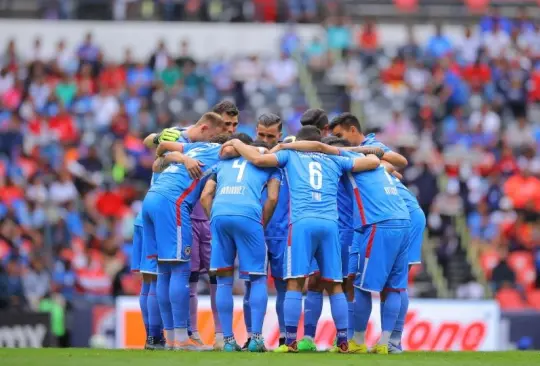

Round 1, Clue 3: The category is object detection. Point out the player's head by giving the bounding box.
[329,112,364,146]
[212,100,239,134]
[251,140,271,154]
[256,113,282,147]
[300,108,330,137]
[194,112,226,141]
[229,132,253,145]
[296,125,322,142]
[209,133,230,144]
[321,136,352,148]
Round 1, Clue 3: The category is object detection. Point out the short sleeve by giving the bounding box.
[273,150,289,168]
[332,156,354,172]
[269,168,282,182]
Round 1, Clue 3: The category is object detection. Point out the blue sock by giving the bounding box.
[249,275,268,336]
[354,287,372,333]
[381,291,401,344]
[148,279,162,338]
[169,262,190,329]
[140,281,150,337]
[347,301,354,340]
[391,291,408,345]
[284,290,302,345]
[157,263,173,332]
[329,293,348,345]
[274,279,287,336]
[216,276,234,338]
[243,281,252,335]
[303,291,323,338]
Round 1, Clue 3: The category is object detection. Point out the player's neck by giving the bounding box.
[355,135,365,146]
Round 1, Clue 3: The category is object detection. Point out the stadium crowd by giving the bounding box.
[1,8,540,315]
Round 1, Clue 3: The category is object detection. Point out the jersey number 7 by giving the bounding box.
[233,159,247,182]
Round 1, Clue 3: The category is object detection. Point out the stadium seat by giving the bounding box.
[479,249,500,279]
[508,252,536,289]
[526,290,540,310]
[394,0,418,13]
[464,0,489,13]
[496,288,527,311]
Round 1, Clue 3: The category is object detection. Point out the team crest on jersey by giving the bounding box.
[185,246,192,256]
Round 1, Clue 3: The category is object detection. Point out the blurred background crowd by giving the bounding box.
[1,0,540,325]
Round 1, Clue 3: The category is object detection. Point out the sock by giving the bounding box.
[169,262,190,331]
[216,276,234,338]
[284,290,302,345]
[148,280,162,338]
[353,287,372,344]
[391,290,409,345]
[303,291,323,339]
[329,293,348,345]
[139,281,150,337]
[381,291,401,345]
[249,275,268,336]
[243,281,252,336]
[157,263,174,343]
[347,301,354,340]
[189,281,199,335]
[210,278,222,334]
[274,278,287,336]
[174,327,189,343]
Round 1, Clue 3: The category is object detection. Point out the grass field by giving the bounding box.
[1,349,539,366]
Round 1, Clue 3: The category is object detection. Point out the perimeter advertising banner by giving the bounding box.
[115,297,500,351]
[0,312,52,348]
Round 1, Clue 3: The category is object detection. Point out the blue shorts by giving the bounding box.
[142,191,192,263]
[310,229,353,278]
[130,225,143,272]
[284,218,342,282]
[350,220,410,292]
[408,208,426,265]
[267,237,286,279]
[210,215,267,276]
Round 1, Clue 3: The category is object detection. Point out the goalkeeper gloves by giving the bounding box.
[154,128,182,144]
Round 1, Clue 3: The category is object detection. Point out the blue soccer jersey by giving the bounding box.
[340,150,409,230]
[274,150,354,224]
[211,156,281,223]
[263,169,290,239]
[337,176,354,231]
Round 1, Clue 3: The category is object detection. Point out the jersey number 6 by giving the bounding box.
[309,162,323,190]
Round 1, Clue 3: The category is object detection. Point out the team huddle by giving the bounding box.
[131,101,427,354]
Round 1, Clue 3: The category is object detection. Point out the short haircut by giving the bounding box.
[210,133,230,144]
[212,100,239,117]
[197,112,224,127]
[229,132,253,145]
[296,125,322,142]
[251,140,271,150]
[329,112,362,133]
[257,113,282,131]
[322,136,351,147]
[300,108,328,130]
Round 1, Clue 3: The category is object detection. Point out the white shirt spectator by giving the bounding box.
[27,183,48,204]
[483,30,511,59]
[405,65,429,92]
[29,80,50,111]
[505,119,535,148]
[266,57,298,88]
[469,107,501,134]
[458,34,481,64]
[49,180,78,204]
[92,92,120,129]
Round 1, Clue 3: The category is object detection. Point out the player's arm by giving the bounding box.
[345,146,384,159]
[200,176,217,218]
[380,160,396,174]
[262,178,280,228]
[382,151,408,169]
[143,128,182,148]
[152,156,166,173]
[273,141,340,155]
[392,171,403,180]
[351,155,380,172]
[156,141,185,156]
[227,139,279,167]
[162,152,204,179]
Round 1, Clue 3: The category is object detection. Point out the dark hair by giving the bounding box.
[257,113,282,131]
[329,112,362,133]
[322,136,351,147]
[300,108,328,130]
[251,140,271,150]
[210,133,230,144]
[212,100,239,117]
[229,132,253,145]
[197,112,224,127]
[296,125,322,142]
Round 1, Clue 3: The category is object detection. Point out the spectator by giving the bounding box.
[280,24,300,57]
[92,87,120,131]
[23,256,50,310]
[305,36,327,71]
[381,109,416,146]
[159,57,181,89]
[469,103,501,135]
[49,170,78,205]
[326,17,352,52]
[458,26,481,65]
[77,32,100,66]
[491,251,516,291]
[266,53,298,91]
[480,8,512,34]
[426,24,452,60]
[0,264,8,309]
[358,19,379,67]
[148,39,169,72]
[399,26,422,61]
[505,116,535,149]
[483,21,511,59]
[468,200,498,248]
[288,0,316,22]
[6,258,26,309]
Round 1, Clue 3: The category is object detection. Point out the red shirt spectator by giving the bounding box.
[358,21,379,51]
[0,178,24,206]
[99,63,127,94]
[95,189,126,218]
[462,61,491,92]
[48,108,78,143]
[504,171,540,210]
[529,68,540,102]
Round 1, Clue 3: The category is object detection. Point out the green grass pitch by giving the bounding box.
[1,349,539,366]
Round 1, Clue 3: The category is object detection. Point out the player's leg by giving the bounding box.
[140,274,150,342]
[274,277,287,345]
[242,280,252,349]
[132,225,149,339]
[267,238,287,345]
[209,274,223,348]
[210,216,240,351]
[298,271,322,352]
[340,230,355,342]
[188,220,203,344]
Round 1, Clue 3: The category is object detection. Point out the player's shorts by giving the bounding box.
[309,229,353,278]
[210,215,267,276]
[267,237,287,279]
[191,219,211,273]
[142,191,192,263]
[130,225,143,272]
[284,217,342,282]
[408,208,426,265]
[350,219,410,292]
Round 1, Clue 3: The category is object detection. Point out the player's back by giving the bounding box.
[150,142,221,207]
[263,169,289,239]
[275,150,351,224]
[212,156,278,222]
[337,176,354,231]
[341,150,409,229]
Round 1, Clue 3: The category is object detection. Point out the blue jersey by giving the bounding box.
[274,150,354,224]
[340,150,409,229]
[211,157,280,223]
[337,176,354,231]
[149,142,222,208]
[361,133,421,213]
[263,169,290,239]
[134,172,160,227]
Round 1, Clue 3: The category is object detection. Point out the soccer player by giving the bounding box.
[142,112,229,350]
[224,126,380,353]
[199,139,280,352]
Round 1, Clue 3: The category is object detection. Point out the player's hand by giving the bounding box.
[184,157,205,179]
[269,143,284,154]
[158,128,181,143]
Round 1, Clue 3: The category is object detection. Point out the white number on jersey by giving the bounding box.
[232,159,247,182]
[309,162,323,190]
[380,166,394,185]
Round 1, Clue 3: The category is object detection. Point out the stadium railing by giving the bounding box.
[293,49,322,109]
[423,233,451,298]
